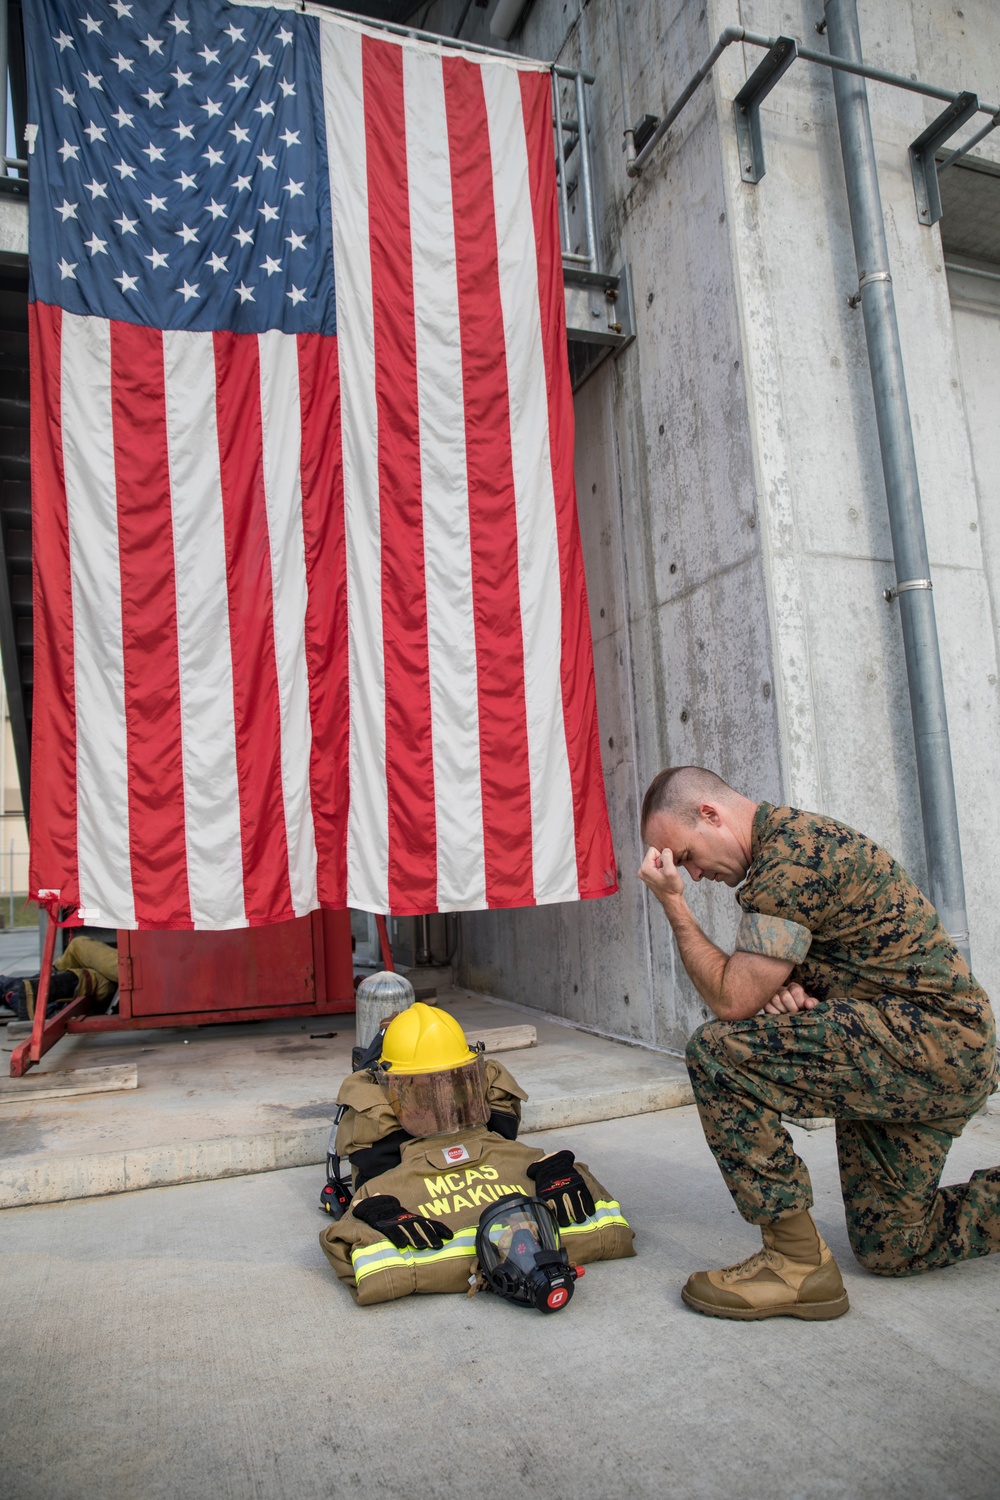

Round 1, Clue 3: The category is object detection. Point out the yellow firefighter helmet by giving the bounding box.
[377,1002,488,1138]
[381,1001,478,1074]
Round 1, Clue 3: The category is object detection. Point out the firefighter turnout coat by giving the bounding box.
[319,1125,635,1305]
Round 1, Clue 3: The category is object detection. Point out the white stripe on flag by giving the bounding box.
[403,47,487,912]
[60,311,136,925]
[163,330,247,930]
[321,23,389,913]
[481,66,580,904]
[257,329,318,917]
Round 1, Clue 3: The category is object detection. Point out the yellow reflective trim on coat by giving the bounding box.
[351,1227,478,1284]
[559,1199,630,1237]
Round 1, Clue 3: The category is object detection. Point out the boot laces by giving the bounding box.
[719,1246,776,1282]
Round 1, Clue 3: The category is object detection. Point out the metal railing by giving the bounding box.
[552,68,599,272]
[624,22,1000,220]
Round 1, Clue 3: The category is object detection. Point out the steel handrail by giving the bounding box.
[628,24,1000,177]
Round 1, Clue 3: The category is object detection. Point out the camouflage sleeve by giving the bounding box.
[738,849,836,939]
[735,910,812,963]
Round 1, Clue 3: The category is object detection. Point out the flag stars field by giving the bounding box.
[33,0,327,332]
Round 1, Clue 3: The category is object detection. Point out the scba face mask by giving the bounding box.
[475,1193,583,1313]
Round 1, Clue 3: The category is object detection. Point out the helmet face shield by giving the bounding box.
[475,1194,579,1313]
[377,1053,490,1137]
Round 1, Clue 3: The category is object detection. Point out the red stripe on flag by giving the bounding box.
[213,331,294,925]
[298,333,349,908]
[363,36,438,914]
[443,56,534,909]
[28,302,79,910]
[109,322,192,927]
[518,72,618,899]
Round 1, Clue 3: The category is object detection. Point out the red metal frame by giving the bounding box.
[9,907,363,1077]
[10,913,81,1077]
[375,914,394,970]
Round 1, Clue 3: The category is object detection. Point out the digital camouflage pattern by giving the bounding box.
[736,803,992,1027]
[687,1003,1000,1274]
[689,803,1000,1276]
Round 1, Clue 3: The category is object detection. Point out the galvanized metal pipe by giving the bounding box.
[612,0,637,169]
[939,110,1000,172]
[575,70,597,270]
[552,73,571,259]
[945,260,1000,284]
[743,26,998,113]
[825,0,970,962]
[629,26,745,177]
[302,3,595,80]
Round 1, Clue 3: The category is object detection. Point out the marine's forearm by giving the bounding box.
[656,891,793,1021]
[658,892,731,1016]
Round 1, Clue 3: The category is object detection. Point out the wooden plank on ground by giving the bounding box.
[0,1064,138,1103]
[464,1024,536,1054]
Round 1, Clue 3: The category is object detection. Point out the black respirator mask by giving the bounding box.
[475,1193,583,1313]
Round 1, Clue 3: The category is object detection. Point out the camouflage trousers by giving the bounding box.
[686,999,1000,1277]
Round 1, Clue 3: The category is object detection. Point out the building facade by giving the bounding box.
[4,0,998,1049]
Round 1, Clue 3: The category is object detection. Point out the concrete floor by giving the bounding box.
[3,1103,999,1500]
[0,989,692,1208]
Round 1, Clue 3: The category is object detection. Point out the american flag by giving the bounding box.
[25,0,618,929]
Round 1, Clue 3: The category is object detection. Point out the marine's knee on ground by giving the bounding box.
[844,1217,926,1277]
[842,1160,1000,1277]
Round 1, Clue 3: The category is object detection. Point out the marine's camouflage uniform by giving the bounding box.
[686,802,1000,1276]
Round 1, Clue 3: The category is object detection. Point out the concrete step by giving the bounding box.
[0,987,692,1209]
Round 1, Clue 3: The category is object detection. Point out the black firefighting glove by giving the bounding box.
[352,1194,455,1251]
[527,1151,595,1227]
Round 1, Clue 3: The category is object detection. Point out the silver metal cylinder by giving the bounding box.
[355,970,414,1050]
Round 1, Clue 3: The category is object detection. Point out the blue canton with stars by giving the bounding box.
[25,0,337,335]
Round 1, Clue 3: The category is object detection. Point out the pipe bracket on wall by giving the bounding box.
[909,90,979,225]
[733,35,798,183]
[883,578,933,603]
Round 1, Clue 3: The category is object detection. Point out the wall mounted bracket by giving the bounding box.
[563,264,636,391]
[733,36,798,183]
[909,91,980,225]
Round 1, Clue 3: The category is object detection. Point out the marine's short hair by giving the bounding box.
[640,766,739,836]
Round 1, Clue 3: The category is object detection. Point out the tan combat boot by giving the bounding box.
[682,1210,849,1321]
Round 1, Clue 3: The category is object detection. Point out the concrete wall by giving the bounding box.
[713,0,1000,1000]
[430,0,1000,1048]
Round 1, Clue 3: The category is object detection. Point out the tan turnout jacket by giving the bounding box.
[319,1125,635,1305]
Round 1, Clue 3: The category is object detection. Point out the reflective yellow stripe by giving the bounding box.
[351,1227,478,1284]
[560,1198,630,1237]
[350,1199,630,1285]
